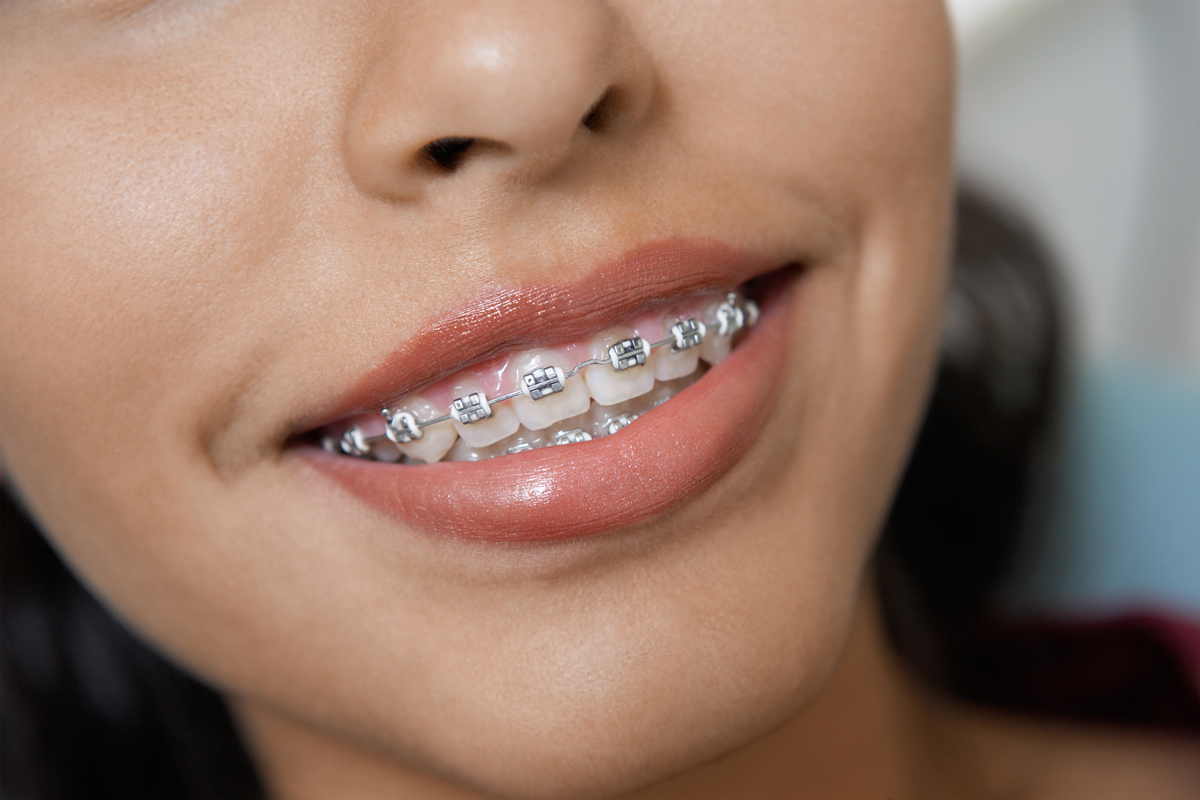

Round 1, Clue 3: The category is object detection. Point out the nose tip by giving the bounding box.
[346,0,648,200]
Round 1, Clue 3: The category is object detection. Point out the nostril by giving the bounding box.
[419,137,477,171]
[581,87,615,133]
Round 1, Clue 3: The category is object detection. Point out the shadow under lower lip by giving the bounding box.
[301,276,798,543]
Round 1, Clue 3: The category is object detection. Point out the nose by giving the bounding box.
[345,0,651,200]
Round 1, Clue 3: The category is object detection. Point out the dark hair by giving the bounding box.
[5,189,1166,797]
[876,186,1066,678]
[878,189,1200,733]
[0,491,264,799]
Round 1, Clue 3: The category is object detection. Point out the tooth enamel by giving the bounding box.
[388,397,458,463]
[510,351,591,430]
[654,339,700,381]
[445,436,502,462]
[549,411,598,440]
[384,409,423,443]
[698,295,740,365]
[744,299,760,327]
[698,330,732,365]
[340,427,372,457]
[715,293,746,337]
[670,318,706,351]
[451,398,520,447]
[584,331,655,405]
[373,440,403,462]
[450,392,493,425]
[607,337,651,371]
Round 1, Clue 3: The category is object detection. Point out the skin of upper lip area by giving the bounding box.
[293,239,799,541]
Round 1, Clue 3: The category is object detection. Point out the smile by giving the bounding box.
[299,241,802,542]
[323,291,759,464]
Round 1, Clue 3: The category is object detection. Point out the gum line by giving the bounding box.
[324,290,757,463]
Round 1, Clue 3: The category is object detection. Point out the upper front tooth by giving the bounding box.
[583,329,656,405]
[607,337,651,371]
[510,350,591,430]
[449,385,520,447]
[450,392,493,425]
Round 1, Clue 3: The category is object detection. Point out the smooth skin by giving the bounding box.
[1,1,1196,798]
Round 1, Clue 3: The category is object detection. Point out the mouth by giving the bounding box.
[296,240,802,542]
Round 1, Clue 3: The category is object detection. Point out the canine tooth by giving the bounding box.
[584,330,655,405]
[511,351,590,430]
[654,340,700,381]
[607,337,651,371]
[698,331,732,365]
[389,397,458,463]
[401,422,457,462]
[452,400,519,447]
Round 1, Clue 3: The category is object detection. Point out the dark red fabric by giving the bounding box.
[948,609,1200,734]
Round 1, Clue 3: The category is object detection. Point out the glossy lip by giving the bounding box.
[295,240,799,542]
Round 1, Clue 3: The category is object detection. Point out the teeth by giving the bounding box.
[336,289,759,462]
[654,329,701,381]
[589,396,638,434]
[510,350,591,430]
[698,330,732,365]
[451,393,520,448]
[503,426,550,454]
[391,396,459,463]
[552,428,592,445]
[548,411,597,441]
[445,436,502,462]
[583,329,655,405]
[372,440,404,462]
[699,294,744,365]
[601,413,637,436]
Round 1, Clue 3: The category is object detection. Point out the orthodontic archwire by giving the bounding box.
[326,292,760,460]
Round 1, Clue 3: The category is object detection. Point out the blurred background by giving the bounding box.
[947,0,1199,645]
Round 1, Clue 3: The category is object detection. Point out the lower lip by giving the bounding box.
[303,280,797,543]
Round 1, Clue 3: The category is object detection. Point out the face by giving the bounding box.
[0,1,953,796]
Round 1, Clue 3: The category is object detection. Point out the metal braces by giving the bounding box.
[325,293,759,458]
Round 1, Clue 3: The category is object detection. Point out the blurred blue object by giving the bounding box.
[1006,363,1200,615]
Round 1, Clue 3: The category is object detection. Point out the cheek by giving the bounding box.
[0,44,312,483]
[0,43,332,625]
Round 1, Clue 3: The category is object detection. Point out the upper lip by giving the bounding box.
[296,239,786,436]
